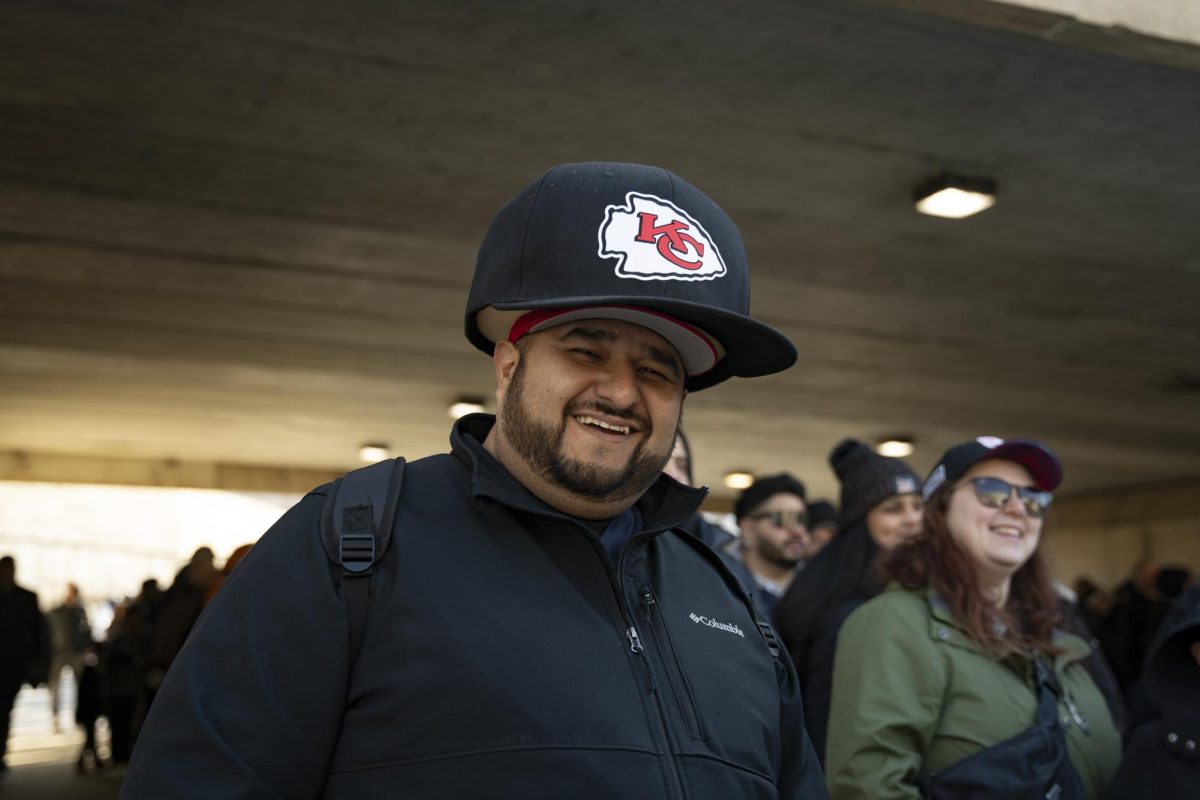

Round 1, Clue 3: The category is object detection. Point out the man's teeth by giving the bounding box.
[577,415,631,434]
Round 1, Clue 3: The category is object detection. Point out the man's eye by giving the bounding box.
[639,366,672,382]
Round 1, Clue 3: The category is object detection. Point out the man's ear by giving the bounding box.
[493,339,520,404]
[737,518,755,549]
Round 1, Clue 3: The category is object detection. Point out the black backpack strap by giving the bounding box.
[754,613,783,660]
[319,457,406,662]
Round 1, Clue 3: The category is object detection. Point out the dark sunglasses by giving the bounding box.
[750,510,809,529]
[962,477,1053,518]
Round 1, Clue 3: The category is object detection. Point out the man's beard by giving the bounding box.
[500,358,676,505]
[756,536,805,569]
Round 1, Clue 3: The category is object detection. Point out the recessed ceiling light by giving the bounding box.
[723,471,755,490]
[358,443,391,462]
[448,397,486,419]
[876,438,915,458]
[914,174,996,219]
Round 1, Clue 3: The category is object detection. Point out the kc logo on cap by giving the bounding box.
[598,192,727,281]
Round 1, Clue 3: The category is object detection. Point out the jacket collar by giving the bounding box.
[920,585,1091,667]
[449,413,707,534]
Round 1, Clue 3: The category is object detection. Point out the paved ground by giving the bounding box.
[2,681,124,798]
[0,762,123,799]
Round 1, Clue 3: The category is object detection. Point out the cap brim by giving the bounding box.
[478,295,796,391]
[982,440,1063,491]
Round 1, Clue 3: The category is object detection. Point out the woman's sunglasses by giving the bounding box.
[961,477,1053,518]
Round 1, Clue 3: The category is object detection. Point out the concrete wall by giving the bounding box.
[1042,481,1200,588]
[1011,0,1200,45]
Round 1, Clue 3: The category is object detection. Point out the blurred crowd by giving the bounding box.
[0,544,251,774]
[667,430,1197,798]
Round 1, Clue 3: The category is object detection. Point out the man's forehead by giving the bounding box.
[547,318,682,358]
[756,493,806,511]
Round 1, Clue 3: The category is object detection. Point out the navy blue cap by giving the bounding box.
[923,437,1063,501]
[465,162,797,391]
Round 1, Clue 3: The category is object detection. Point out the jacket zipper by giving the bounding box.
[582,533,683,799]
[639,585,705,740]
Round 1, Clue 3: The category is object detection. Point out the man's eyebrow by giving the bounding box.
[557,326,616,344]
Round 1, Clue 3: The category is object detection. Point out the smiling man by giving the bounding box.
[122,162,827,800]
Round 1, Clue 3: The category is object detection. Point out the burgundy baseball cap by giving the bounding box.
[922,436,1063,501]
[465,162,797,391]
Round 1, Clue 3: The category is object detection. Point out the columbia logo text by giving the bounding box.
[689,612,745,638]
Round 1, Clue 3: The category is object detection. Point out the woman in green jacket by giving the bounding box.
[825,437,1121,800]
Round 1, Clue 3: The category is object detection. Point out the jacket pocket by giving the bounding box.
[639,584,705,741]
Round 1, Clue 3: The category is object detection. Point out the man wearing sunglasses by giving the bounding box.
[734,474,811,615]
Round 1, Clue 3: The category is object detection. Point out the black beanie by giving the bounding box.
[829,439,921,528]
[735,473,807,521]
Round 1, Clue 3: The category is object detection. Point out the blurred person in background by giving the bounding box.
[773,439,922,762]
[1108,582,1200,798]
[1107,557,1160,696]
[130,578,164,628]
[1072,576,1114,655]
[804,500,838,558]
[146,547,217,702]
[104,602,151,766]
[74,646,107,773]
[825,437,1120,800]
[732,474,810,615]
[664,429,735,553]
[0,555,49,774]
[47,581,91,731]
[204,543,255,604]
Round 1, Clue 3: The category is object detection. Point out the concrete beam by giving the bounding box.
[865,0,1200,71]
[0,450,340,495]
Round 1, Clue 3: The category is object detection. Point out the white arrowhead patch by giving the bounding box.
[598,192,727,281]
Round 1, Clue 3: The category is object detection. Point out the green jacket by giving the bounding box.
[825,584,1120,800]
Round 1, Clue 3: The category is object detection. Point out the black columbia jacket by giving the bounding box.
[121,416,827,799]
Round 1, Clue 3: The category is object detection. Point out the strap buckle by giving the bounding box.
[756,620,781,658]
[339,532,375,574]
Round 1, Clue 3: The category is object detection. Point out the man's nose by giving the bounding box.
[596,360,639,403]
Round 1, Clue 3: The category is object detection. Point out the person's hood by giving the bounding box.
[1142,583,1200,712]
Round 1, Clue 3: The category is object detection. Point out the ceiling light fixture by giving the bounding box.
[358,442,391,462]
[448,396,486,419]
[876,437,915,458]
[723,471,755,490]
[913,173,997,219]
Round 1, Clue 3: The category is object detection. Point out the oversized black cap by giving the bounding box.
[922,436,1063,501]
[465,162,797,391]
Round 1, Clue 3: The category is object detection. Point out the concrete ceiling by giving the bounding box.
[1,0,1198,501]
